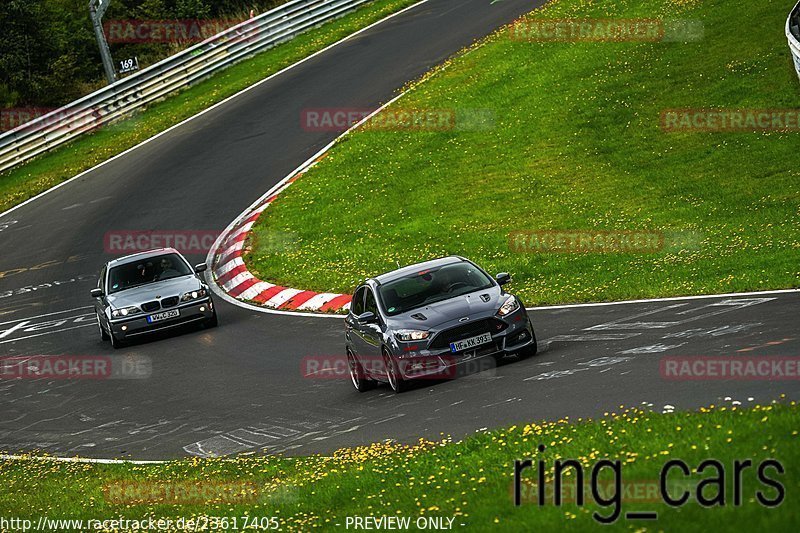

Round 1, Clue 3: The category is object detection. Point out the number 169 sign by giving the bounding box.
[119,57,139,74]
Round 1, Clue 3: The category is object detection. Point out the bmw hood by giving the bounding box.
[389,285,505,329]
[106,275,202,309]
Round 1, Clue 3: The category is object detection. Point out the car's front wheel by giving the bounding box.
[97,312,109,341]
[516,322,538,359]
[109,329,126,349]
[383,348,409,393]
[204,311,218,328]
[347,349,376,392]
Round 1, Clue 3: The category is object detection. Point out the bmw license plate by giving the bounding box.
[147,309,180,323]
[450,332,492,353]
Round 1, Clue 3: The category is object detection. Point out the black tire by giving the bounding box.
[382,349,409,393]
[109,330,126,349]
[204,312,218,328]
[347,349,376,392]
[97,312,109,341]
[516,324,538,359]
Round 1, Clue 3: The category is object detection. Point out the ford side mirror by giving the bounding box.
[496,272,511,286]
[90,288,104,298]
[194,263,208,273]
[357,311,377,324]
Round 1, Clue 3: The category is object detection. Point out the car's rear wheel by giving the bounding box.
[97,312,109,341]
[347,349,376,392]
[383,348,409,393]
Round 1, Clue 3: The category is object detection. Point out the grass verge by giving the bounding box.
[0,0,423,214]
[246,0,800,305]
[0,401,797,530]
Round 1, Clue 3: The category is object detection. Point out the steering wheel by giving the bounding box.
[446,281,469,292]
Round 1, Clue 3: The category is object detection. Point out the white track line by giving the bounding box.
[526,289,799,311]
[0,0,432,221]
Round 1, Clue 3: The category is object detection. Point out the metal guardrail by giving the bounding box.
[789,0,800,82]
[0,0,371,174]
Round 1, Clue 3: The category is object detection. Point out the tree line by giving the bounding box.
[0,0,289,110]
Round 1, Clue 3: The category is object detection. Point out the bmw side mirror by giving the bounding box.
[194,263,208,273]
[90,288,104,298]
[496,272,511,286]
[357,311,377,324]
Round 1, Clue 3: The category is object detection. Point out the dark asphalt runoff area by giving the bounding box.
[0,0,798,460]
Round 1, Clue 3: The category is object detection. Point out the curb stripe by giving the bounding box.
[280,290,319,310]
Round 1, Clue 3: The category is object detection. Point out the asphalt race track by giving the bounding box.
[0,0,798,461]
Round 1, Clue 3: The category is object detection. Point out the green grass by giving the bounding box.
[246,0,800,306]
[0,0,422,214]
[1,402,797,530]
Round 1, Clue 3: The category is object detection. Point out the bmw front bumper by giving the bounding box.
[109,298,214,339]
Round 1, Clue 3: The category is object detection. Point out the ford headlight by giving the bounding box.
[395,329,431,342]
[497,295,520,316]
[111,306,141,318]
[181,288,207,302]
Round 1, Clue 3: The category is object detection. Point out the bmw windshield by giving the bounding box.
[107,253,193,294]
[378,262,494,316]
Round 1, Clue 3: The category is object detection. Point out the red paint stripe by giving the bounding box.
[279,290,318,310]
[288,172,305,183]
[215,264,247,285]
[320,294,351,312]
[216,247,242,266]
[244,211,262,224]
[227,277,260,298]
[252,285,287,303]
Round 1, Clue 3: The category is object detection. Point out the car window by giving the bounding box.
[379,262,494,316]
[364,288,378,316]
[98,266,106,290]
[351,286,366,315]
[107,253,192,294]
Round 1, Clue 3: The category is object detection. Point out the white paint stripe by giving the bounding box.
[264,288,303,308]
[0,306,93,326]
[219,240,244,259]
[215,257,244,277]
[0,0,433,221]
[0,454,166,464]
[229,221,254,241]
[238,281,276,300]
[0,323,95,345]
[525,289,800,311]
[297,292,339,310]
[222,271,254,292]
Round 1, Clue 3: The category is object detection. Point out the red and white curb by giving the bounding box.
[210,155,352,314]
[207,83,413,316]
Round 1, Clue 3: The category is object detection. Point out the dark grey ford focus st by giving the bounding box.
[344,256,537,393]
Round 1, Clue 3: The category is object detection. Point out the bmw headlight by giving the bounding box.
[497,295,520,316]
[181,288,207,302]
[111,306,141,318]
[395,329,431,342]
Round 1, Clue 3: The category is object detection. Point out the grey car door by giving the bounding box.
[359,287,384,362]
